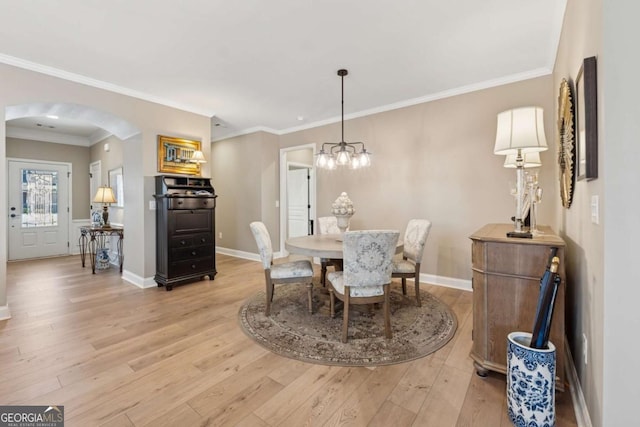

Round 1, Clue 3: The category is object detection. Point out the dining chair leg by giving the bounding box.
[401,278,407,295]
[307,282,313,314]
[329,288,335,318]
[383,285,392,339]
[321,262,327,287]
[414,272,421,307]
[342,290,350,343]
[265,277,273,316]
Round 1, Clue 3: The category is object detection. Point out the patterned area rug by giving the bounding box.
[238,285,457,366]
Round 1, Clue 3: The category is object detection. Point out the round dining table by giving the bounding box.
[285,233,403,259]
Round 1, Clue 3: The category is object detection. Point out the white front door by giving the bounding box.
[8,160,70,260]
[287,167,310,238]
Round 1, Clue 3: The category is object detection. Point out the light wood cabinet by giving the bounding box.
[470,223,566,391]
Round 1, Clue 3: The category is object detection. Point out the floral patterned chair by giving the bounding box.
[392,219,432,307]
[250,221,314,316]
[327,230,400,342]
[317,216,345,286]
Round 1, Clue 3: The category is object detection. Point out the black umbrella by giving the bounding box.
[530,247,561,349]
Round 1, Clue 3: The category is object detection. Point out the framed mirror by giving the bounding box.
[108,167,124,208]
[558,78,575,208]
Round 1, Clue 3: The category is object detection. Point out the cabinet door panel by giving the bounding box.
[169,210,212,235]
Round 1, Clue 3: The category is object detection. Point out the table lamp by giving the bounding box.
[494,107,547,238]
[93,186,117,227]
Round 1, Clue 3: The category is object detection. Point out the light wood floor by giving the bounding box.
[1,254,577,426]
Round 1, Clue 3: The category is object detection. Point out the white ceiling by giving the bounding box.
[0,0,567,142]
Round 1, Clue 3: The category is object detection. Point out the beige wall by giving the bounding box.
[213,75,556,283]
[211,131,279,253]
[601,2,640,425]
[90,135,124,225]
[6,137,91,219]
[553,0,603,424]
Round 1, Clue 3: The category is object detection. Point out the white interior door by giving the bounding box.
[287,167,310,238]
[8,160,70,260]
[89,161,101,212]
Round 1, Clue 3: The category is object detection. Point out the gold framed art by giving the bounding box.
[157,135,202,175]
[557,78,575,208]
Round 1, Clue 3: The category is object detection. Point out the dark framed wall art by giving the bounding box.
[575,56,598,181]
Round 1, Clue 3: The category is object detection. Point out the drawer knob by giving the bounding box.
[201,238,206,243]
[191,251,197,256]
[180,240,186,245]
[191,264,196,269]
[177,200,183,205]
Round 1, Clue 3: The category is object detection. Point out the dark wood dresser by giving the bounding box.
[469,223,566,390]
[154,175,217,291]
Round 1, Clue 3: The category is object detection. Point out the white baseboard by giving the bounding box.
[218,248,471,291]
[0,305,11,321]
[217,246,261,262]
[565,341,593,427]
[121,269,157,289]
[421,273,472,291]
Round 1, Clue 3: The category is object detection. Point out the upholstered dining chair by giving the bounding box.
[317,216,344,286]
[327,230,400,343]
[249,221,314,316]
[392,219,432,307]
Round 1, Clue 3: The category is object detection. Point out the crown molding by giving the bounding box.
[6,125,90,146]
[0,53,216,118]
[89,128,113,145]
[211,125,280,142]
[212,68,553,142]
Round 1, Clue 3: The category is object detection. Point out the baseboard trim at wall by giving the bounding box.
[421,273,472,291]
[0,305,11,321]
[220,249,471,291]
[121,270,157,289]
[217,247,261,262]
[565,341,593,427]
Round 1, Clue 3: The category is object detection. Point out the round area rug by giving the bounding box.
[238,285,457,366]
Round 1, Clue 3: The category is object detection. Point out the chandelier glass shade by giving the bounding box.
[316,69,371,170]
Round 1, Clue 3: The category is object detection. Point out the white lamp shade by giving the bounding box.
[504,152,542,168]
[190,150,207,164]
[494,107,548,155]
[93,186,117,204]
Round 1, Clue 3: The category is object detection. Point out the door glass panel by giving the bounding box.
[21,169,58,228]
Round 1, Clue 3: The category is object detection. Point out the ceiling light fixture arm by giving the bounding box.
[315,68,372,170]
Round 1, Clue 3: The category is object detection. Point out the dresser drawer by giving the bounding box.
[169,257,214,276]
[167,197,215,210]
[171,244,214,261]
[169,233,212,248]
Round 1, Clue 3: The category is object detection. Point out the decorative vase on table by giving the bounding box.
[507,331,556,427]
[331,192,355,233]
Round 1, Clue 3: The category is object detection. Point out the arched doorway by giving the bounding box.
[5,102,140,260]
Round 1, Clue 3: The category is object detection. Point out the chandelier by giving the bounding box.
[315,69,371,170]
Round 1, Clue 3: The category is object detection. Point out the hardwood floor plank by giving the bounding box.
[411,365,473,427]
[321,363,410,427]
[253,363,343,426]
[277,366,373,427]
[140,403,202,427]
[455,371,505,426]
[387,355,445,414]
[369,400,417,427]
[0,255,578,427]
